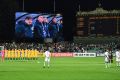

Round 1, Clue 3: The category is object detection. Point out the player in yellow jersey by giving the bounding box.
[25,49,27,60]
[30,49,33,60]
[19,49,22,61]
[4,49,8,60]
[14,49,17,60]
[11,49,14,61]
[27,49,30,60]
[31,49,35,60]
[17,49,21,60]
[21,49,25,61]
[34,49,38,60]
[7,49,11,60]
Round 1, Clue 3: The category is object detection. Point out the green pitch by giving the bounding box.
[0,57,120,80]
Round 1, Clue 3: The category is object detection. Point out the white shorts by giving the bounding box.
[45,57,50,62]
[116,57,120,62]
[105,58,109,63]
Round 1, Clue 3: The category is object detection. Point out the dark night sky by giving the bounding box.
[0,0,120,41]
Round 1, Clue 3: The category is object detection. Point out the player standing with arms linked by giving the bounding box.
[116,50,120,67]
[43,48,51,68]
[104,50,110,68]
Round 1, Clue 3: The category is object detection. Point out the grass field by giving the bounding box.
[0,57,120,80]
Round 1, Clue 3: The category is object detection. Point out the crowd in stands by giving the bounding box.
[0,39,120,54]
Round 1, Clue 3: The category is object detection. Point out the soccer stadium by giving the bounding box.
[0,0,120,80]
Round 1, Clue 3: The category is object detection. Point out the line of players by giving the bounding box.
[104,49,120,68]
[1,48,120,68]
[1,49,40,62]
[0,48,51,68]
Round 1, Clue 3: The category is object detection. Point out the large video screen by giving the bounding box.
[15,12,63,42]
